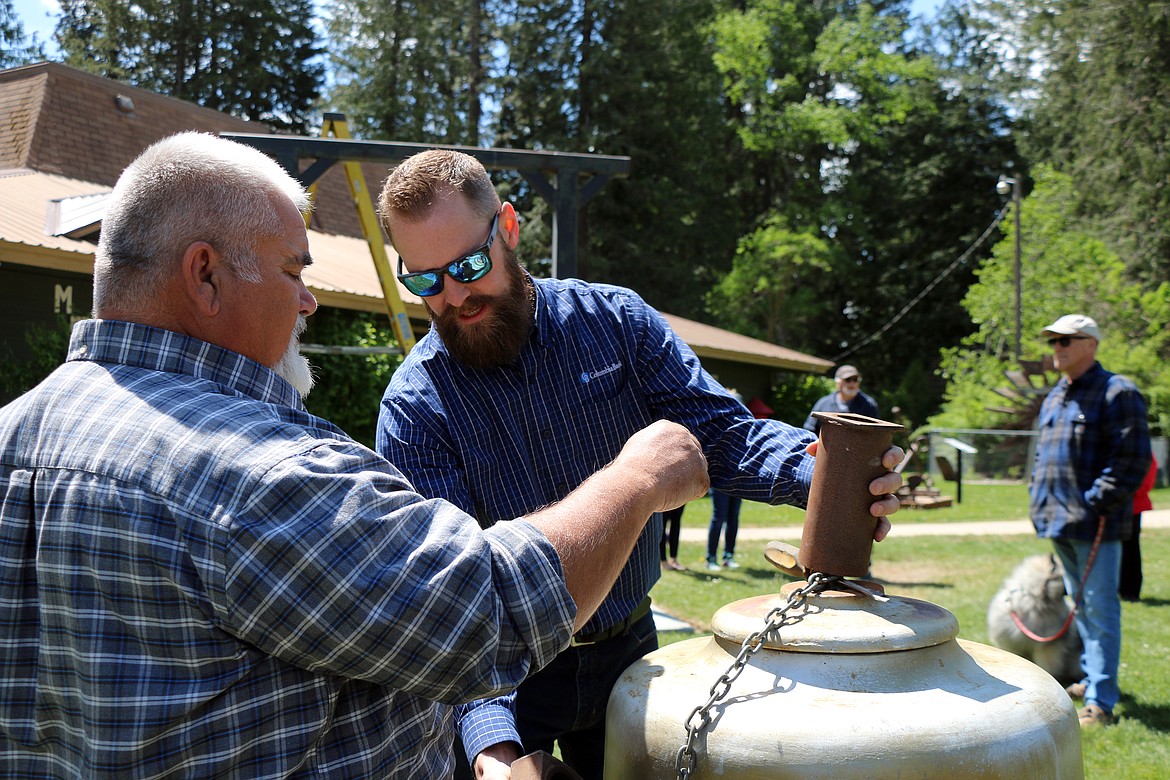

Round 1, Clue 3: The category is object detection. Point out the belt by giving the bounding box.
[570,596,652,647]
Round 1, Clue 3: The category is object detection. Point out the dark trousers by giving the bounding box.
[706,491,741,562]
[660,505,684,560]
[1119,512,1143,600]
[453,611,658,780]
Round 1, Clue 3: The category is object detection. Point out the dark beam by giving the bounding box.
[221,131,630,280]
[219,134,630,183]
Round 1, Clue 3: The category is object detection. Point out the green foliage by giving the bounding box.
[709,0,932,221]
[324,0,482,143]
[56,0,324,132]
[764,372,834,430]
[705,215,833,346]
[931,164,1170,433]
[300,308,402,448]
[571,0,744,316]
[1,0,46,67]
[703,0,1017,430]
[1022,0,1170,287]
[0,316,73,406]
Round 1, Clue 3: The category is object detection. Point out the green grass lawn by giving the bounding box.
[677,482,1170,529]
[651,527,1170,779]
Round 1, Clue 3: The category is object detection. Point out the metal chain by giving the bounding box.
[674,572,835,780]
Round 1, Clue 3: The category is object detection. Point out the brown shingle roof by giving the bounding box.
[0,67,46,169]
[0,62,832,374]
[0,62,393,238]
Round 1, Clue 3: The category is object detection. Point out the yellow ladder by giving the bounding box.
[308,113,416,354]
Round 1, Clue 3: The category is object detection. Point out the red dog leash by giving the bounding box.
[1010,515,1106,643]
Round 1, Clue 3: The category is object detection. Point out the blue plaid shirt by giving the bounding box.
[0,319,574,779]
[377,277,816,762]
[802,390,880,433]
[1029,361,1151,541]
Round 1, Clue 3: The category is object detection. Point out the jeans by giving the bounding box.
[512,611,658,780]
[1053,537,1123,713]
[706,491,741,563]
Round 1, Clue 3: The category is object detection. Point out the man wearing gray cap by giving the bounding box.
[1029,313,1151,728]
[802,364,881,435]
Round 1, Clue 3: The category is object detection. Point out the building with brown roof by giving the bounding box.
[0,61,831,407]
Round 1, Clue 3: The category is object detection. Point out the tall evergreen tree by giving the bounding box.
[324,0,486,143]
[1,0,47,67]
[56,0,323,132]
[531,0,744,315]
[1023,0,1170,287]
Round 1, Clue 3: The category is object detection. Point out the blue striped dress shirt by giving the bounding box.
[0,319,574,779]
[377,277,817,762]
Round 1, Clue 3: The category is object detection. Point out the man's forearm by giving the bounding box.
[525,420,708,630]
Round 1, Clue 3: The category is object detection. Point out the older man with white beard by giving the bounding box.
[0,133,711,779]
[802,364,880,435]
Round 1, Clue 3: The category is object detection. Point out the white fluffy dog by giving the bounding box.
[987,554,1083,682]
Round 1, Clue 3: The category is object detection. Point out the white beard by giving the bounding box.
[274,315,315,398]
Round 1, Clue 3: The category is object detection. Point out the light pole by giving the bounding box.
[997,175,1022,361]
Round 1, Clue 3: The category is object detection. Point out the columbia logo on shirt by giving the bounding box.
[580,363,622,383]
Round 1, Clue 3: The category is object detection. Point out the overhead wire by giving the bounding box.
[830,206,1009,364]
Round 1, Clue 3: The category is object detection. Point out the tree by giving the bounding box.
[931,165,1170,434]
[1,0,47,67]
[324,0,487,143]
[301,307,402,447]
[56,0,324,132]
[704,1,1019,426]
[705,215,834,347]
[1022,0,1170,287]
[547,0,745,316]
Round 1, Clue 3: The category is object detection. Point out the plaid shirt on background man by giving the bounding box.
[1029,361,1152,541]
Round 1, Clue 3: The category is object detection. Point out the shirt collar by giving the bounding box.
[68,319,305,410]
[529,276,558,349]
[1064,360,1105,390]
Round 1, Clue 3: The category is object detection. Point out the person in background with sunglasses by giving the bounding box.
[376,149,905,780]
[1029,313,1151,729]
[802,364,881,435]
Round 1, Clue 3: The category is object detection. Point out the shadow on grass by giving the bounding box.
[868,577,955,590]
[1130,596,1170,608]
[1119,692,1170,733]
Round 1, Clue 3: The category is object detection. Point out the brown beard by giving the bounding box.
[431,246,532,370]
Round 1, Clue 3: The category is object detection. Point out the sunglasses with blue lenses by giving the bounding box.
[396,212,499,297]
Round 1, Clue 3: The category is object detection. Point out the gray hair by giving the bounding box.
[93,132,311,314]
[377,149,500,245]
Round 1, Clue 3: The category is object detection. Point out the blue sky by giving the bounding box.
[12,0,57,46]
[11,0,947,57]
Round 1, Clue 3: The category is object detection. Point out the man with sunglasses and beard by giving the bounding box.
[0,134,713,779]
[1029,314,1151,729]
[376,150,905,780]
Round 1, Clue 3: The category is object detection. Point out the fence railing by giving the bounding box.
[926,429,1036,484]
[926,428,1168,487]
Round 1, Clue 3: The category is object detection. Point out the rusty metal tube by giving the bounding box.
[800,412,904,577]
